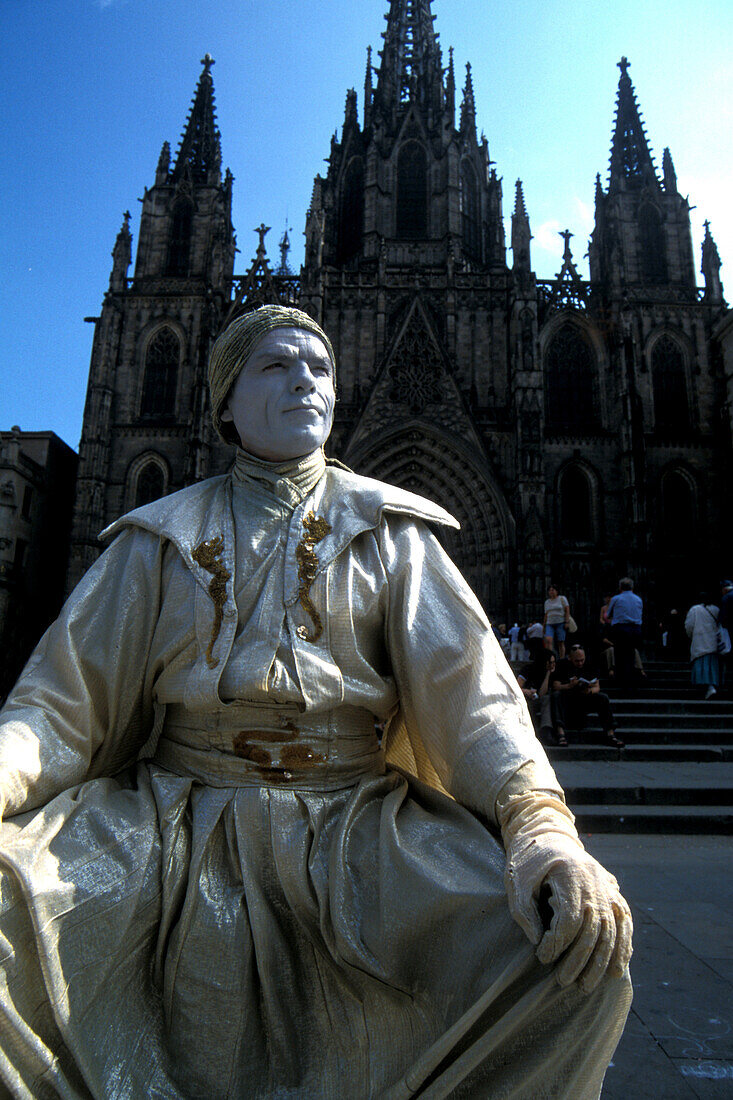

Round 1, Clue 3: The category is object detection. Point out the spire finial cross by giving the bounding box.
[559,228,574,260]
[201,54,215,72]
[255,223,271,258]
[618,56,630,77]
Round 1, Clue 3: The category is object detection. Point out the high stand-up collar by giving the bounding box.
[232,448,326,509]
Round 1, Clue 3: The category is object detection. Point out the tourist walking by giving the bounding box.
[543,584,571,658]
[525,618,545,662]
[508,622,524,662]
[685,593,724,699]
[606,578,643,693]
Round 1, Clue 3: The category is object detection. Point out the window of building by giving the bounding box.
[166,201,193,276]
[545,323,600,434]
[135,461,166,508]
[141,328,179,419]
[639,204,667,283]
[652,335,689,434]
[21,485,33,520]
[460,160,481,261]
[396,142,427,240]
[338,157,365,263]
[660,470,695,545]
[559,465,593,542]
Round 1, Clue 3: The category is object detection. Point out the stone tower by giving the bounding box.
[301,0,519,612]
[67,56,236,587]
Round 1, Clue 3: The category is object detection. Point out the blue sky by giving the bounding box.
[2,0,731,450]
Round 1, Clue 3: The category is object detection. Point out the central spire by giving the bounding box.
[374,0,443,118]
[608,56,657,191]
[172,54,222,183]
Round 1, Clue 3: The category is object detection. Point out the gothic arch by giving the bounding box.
[460,159,480,261]
[638,201,667,283]
[542,319,601,435]
[352,425,514,615]
[658,465,697,540]
[126,451,170,511]
[396,141,428,239]
[555,460,599,545]
[648,331,691,433]
[338,156,365,263]
[140,325,181,419]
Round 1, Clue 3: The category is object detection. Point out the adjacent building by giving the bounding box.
[0,429,77,697]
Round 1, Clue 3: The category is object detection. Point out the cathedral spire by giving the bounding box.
[701,220,724,304]
[374,0,443,117]
[608,57,658,191]
[445,46,456,119]
[459,63,476,136]
[109,211,132,292]
[364,46,374,126]
[172,54,222,183]
[662,146,677,192]
[511,180,532,276]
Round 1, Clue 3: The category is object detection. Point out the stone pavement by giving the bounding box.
[583,833,733,1099]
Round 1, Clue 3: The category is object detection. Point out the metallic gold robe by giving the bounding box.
[0,460,630,1098]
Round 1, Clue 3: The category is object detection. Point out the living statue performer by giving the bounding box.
[0,306,632,1099]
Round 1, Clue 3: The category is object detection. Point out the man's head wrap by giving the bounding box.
[208,305,336,443]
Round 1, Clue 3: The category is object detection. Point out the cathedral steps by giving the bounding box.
[547,659,733,832]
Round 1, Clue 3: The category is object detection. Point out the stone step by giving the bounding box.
[609,698,733,711]
[603,713,733,730]
[551,727,733,743]
[564,784,733,806]
[572,804,733,834]
[547,744,733,763]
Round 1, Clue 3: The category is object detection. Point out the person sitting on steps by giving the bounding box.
[552,645,625,749]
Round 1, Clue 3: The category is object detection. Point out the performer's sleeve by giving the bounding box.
[380,515,562,823]
[0,528,164,819]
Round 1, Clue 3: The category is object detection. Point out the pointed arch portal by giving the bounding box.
[353,426,513,615]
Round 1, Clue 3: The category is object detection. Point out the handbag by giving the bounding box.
[566,615,578,634]
[705,607,730,655]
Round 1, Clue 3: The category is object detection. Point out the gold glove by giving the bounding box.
[496,768,633,994]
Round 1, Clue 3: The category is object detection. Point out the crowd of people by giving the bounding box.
[498,577,732,748]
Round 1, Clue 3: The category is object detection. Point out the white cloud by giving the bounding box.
[534,220,564,258]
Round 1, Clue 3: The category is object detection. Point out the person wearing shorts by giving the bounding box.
[544,584,570,658]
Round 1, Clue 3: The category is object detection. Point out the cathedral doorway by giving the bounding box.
[350,426,513,617]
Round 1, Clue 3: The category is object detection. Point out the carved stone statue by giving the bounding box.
[0,306,631,1098]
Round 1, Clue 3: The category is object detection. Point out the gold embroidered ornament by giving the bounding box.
[192,536,232,668]
[295,511,332,643]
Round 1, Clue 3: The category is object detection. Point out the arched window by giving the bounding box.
[545,323,599,434]
[460,160,480,261]
[135,461,165,508]
[141,327,179,419]
[652,335,689,433]
[167,201,193,276]
[338,157,365,263]
[660,470,695,545]
[396,142,427,240]
[560,465,593,542]
[639,204,667,283]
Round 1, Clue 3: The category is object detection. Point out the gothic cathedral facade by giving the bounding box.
[69,2,731,627]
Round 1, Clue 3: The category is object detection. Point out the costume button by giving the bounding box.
[296,625,310,642]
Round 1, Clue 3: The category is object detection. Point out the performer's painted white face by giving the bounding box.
[221,326,336,461]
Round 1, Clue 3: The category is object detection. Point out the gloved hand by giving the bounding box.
[497,780,633,994]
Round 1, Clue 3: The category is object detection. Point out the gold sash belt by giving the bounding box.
[154,701,385,790]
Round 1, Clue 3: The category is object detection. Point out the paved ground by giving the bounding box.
[583,834,733,1099]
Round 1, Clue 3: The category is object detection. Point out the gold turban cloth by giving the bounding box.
[208,305,336,443]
